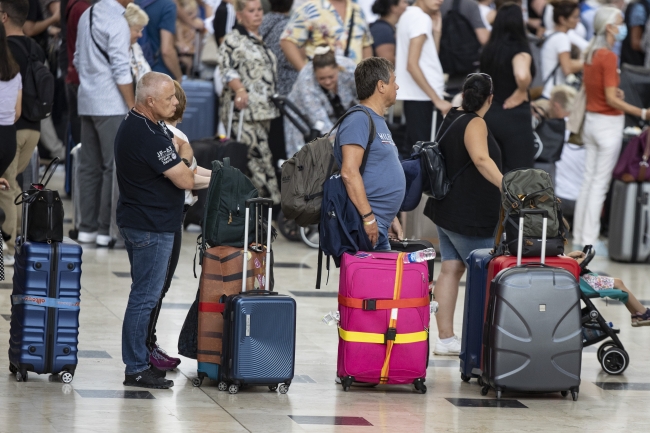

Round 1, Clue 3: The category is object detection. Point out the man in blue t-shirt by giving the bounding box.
[115,72,195,389]
[334,57,405,250]
[137,0,183,80]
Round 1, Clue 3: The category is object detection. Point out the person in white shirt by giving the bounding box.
[395,0,450,149]
[124,3,152,82]
[540,0,584,99]
[478,0,495,31]
[544,0,589,51]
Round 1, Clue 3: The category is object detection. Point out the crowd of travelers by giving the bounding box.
[1,0,649,387]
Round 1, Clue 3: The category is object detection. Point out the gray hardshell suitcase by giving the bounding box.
[608,180,650,263]
[482,209,582,400]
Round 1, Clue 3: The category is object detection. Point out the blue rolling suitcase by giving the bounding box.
[219,198,296,394]
[9,237,82,383]
[178,79,216,141]
[459,248,493,383]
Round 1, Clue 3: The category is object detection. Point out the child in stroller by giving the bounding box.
[566,245,648,375]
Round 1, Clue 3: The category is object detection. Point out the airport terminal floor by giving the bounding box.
[1,171,650,433]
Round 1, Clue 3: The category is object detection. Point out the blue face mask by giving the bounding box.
[615,24,628,42]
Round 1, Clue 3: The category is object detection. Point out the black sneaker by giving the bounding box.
[123,368,174,389]
[149,364,167,378]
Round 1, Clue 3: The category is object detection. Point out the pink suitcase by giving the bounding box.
[337,251,430,393]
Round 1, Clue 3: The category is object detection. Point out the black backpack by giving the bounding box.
[439,0,482,76]
[8,38,54,122]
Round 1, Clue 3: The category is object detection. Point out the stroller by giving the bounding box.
[579,245,630,375]
[271,95,321,249]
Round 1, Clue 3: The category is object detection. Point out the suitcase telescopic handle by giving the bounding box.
[517,209,549,266]
[241,198,273,293]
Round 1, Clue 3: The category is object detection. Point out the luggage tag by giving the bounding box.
[354,252,373,259]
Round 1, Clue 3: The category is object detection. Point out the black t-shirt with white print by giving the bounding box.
[115,109,185,233]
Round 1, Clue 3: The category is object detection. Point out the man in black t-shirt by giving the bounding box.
[115,71,195,390]
[0,0,51,265]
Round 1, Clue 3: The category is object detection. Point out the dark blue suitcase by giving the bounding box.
[9,237,82,383]
[459,248,493,383]
[220,291,296,394]
[178,79,216,142]
[217,198,296,394]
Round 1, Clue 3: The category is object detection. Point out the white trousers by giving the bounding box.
[573,112,624,246]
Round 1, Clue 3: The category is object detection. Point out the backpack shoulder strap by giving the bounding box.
[328,106,376,175]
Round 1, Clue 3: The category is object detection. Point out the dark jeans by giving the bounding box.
[0,124,17,176]
[120,227,175,374]
[146,227,183,350]
[403,100,442,148]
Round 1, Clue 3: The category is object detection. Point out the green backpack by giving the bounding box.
[202,157,258,249]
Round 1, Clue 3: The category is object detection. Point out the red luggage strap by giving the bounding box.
[338,294,430,311]
[199,302,225,313]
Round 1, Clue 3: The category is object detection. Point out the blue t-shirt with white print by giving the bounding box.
[333,105,406,226]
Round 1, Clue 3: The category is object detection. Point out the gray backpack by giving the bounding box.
[280,107,375,227]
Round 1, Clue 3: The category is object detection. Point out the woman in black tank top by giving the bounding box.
[423,74,504,356]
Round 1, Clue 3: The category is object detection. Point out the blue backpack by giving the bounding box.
[137,0,160,66]
[316,107,375,288]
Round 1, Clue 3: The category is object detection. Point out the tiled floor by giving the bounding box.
[1,172,650,432]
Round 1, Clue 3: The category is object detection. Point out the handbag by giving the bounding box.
[566,85,586,145]
[613,128,650,182]
[14,158,64,244]
[201,35,219,66]
[532,106,566,163]
[419,114,473,200]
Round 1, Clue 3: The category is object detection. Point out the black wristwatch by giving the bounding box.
[182,157,191,167]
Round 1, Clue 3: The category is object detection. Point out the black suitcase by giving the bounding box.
[389,239,434,282]
[482,209,582,400]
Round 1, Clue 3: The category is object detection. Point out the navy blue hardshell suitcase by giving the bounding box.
[9,237,82,383]
[460,248,493,383]
[219,198,296,394]
[178,79,216,141]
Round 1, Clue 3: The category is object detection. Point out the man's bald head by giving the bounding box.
[136,72,173,104]
[135,72,179,122]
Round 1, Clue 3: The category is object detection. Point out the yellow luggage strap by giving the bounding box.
[338,328,428,344]
[380,253,403,383]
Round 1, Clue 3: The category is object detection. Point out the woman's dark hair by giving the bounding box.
[0,22,20,82]
[462,74,493,111]
[371,0,398,17]
[552,0,579,25]
[312,45,338,70]
[269,0,293,13]
[480,4,532,72]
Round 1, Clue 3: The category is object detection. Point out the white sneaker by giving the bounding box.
[77,231,98,243]
[96,234,113,247]
[4,254,15,266]
[433,336,461,356]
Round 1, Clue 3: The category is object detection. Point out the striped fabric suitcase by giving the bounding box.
[337,251,430,393]
[194,244,268,387]
[9,237,82,384]
[218,198,295,394]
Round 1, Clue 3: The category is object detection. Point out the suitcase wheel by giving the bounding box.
[60,371,74,384]
[15,370,27,382]
[341,376,354,392]
[571,390,579,401]
[9,364,16,374]
[217,381,228,391]
[228,384,239,394]
[561,391,568,397]
[480,386,489,396]
[268,385,278,392]
[192,377,203,387]
[278,384,289,394]
[460,373,470,383]
[495,389,502,400]
[413,378,427,394]
[601,347,629,375]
